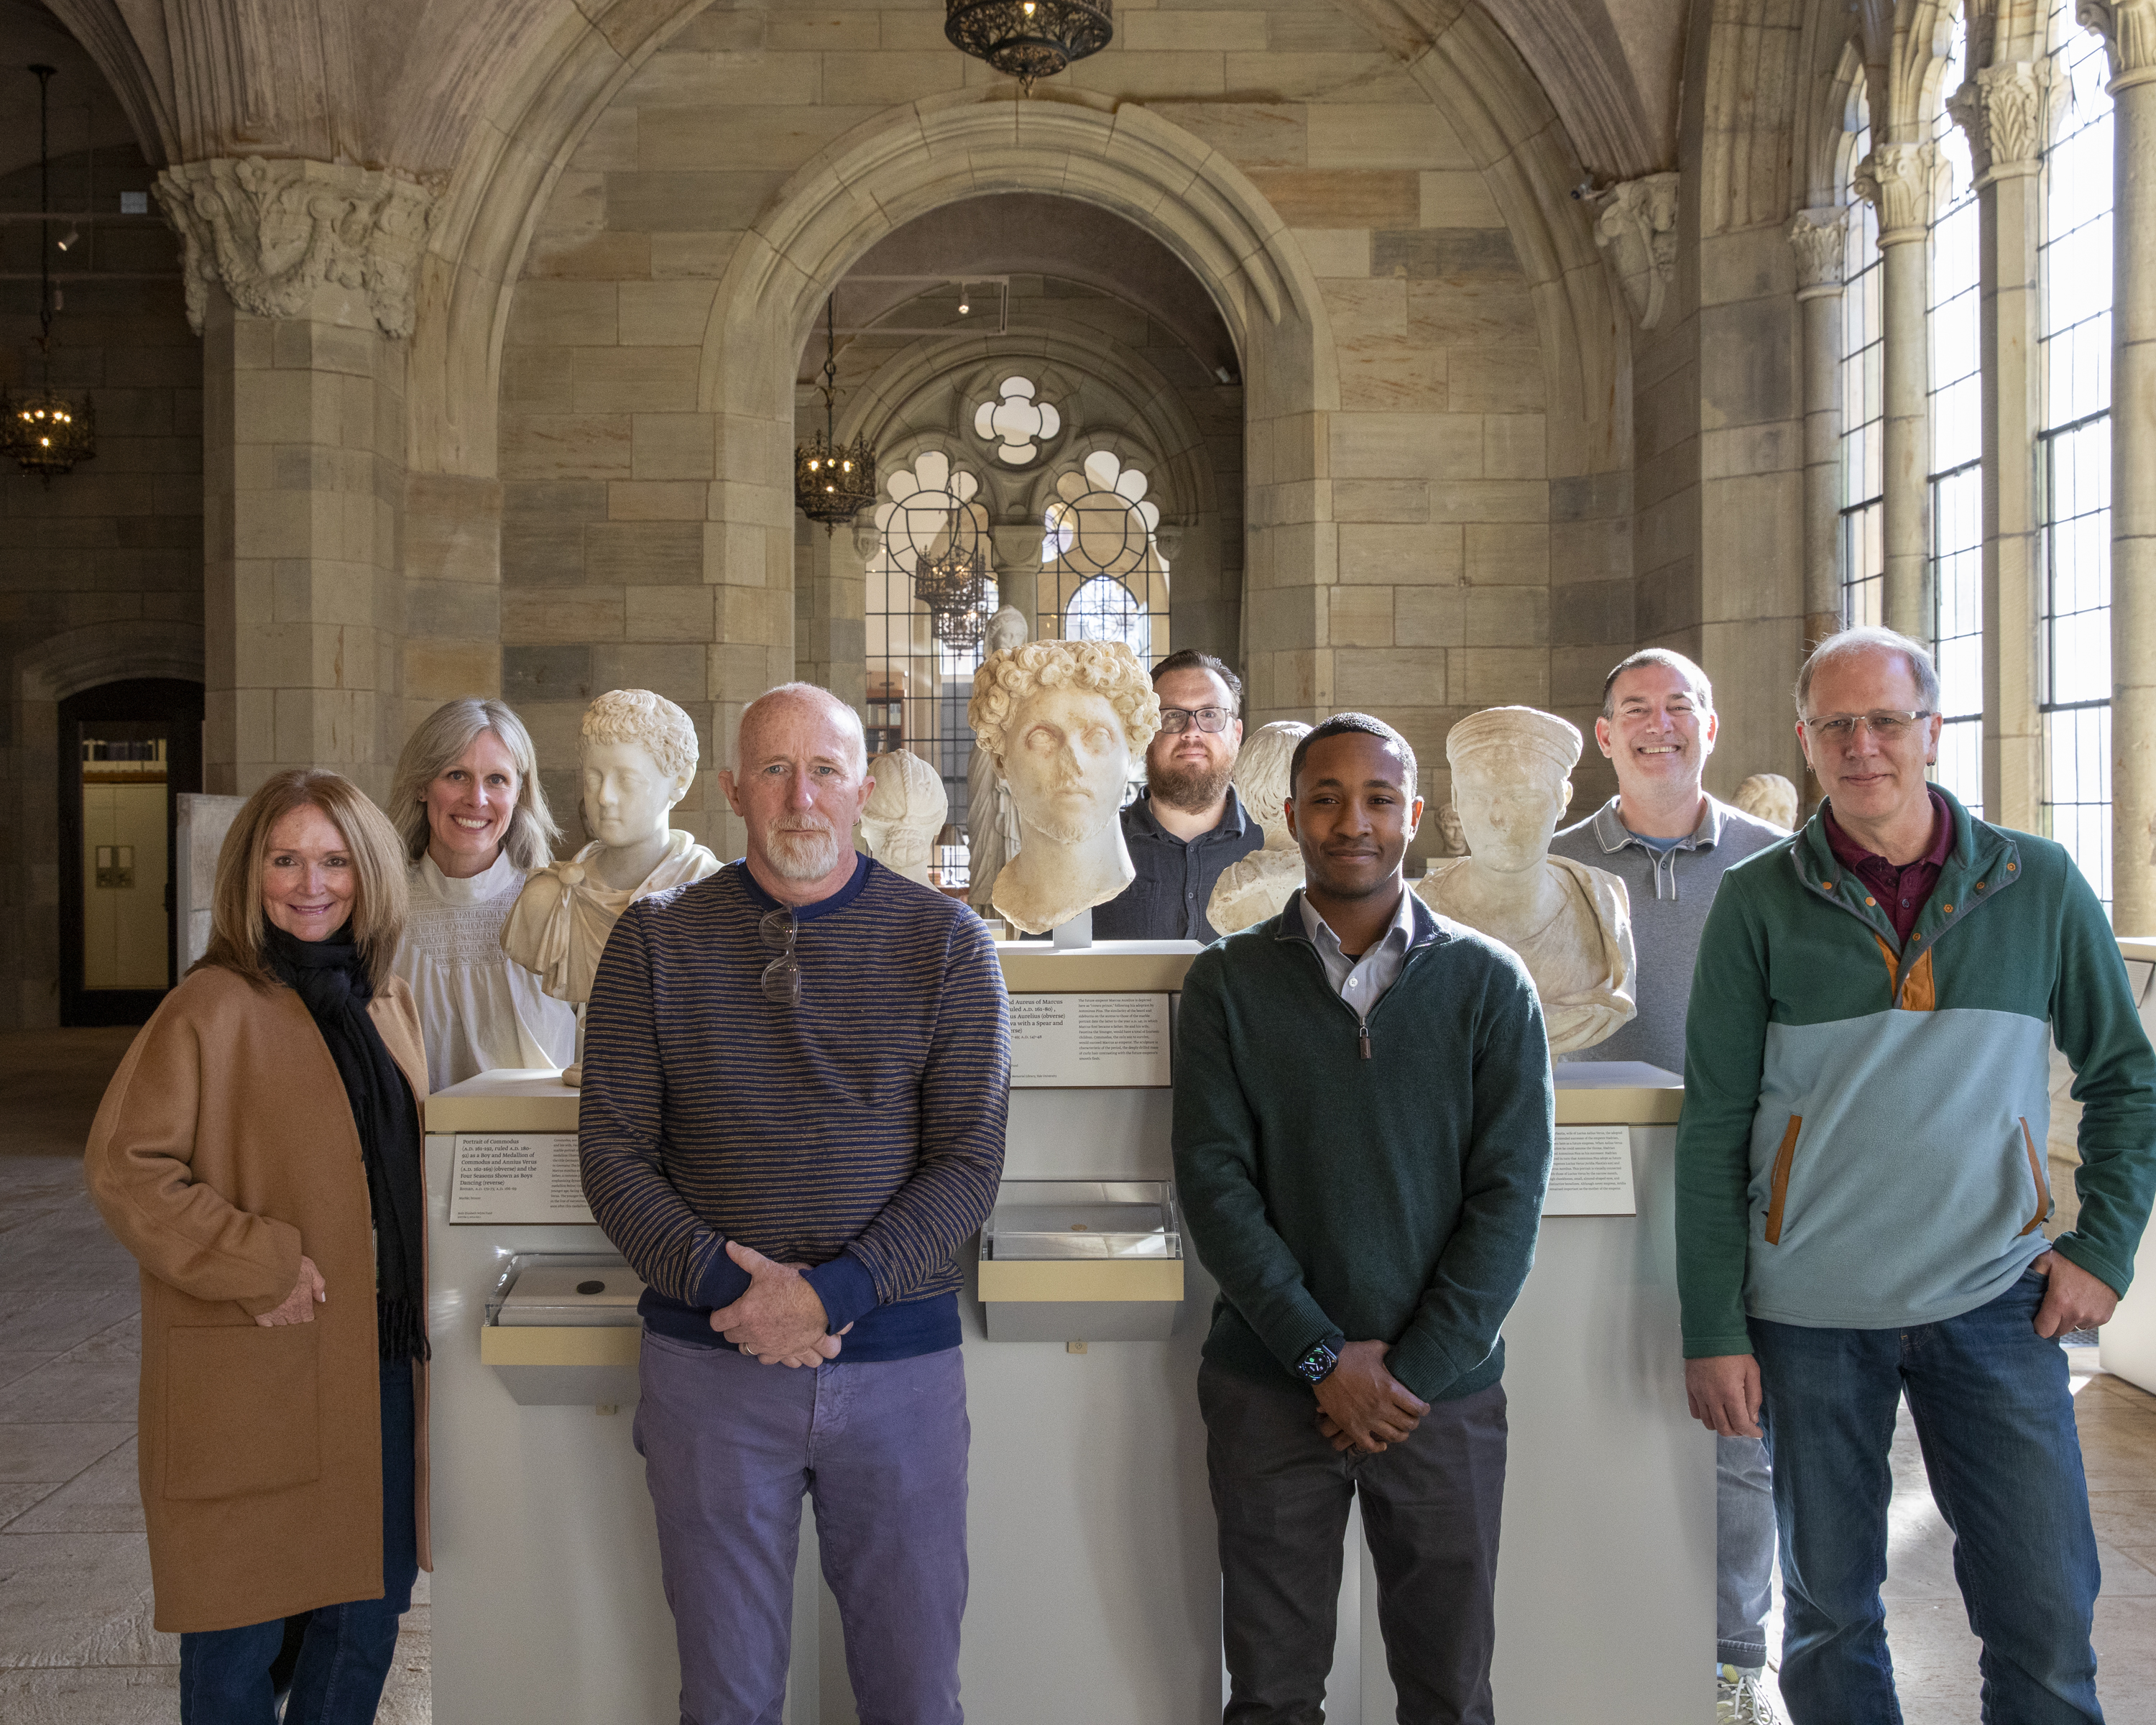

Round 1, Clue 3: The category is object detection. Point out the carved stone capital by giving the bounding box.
[1948,62,2050,183]
[154,157,441,339]
[1588,172,1681,331]
[1852,142,1935,243]
[2080,0,2156,83]
[1787,207,1846,299]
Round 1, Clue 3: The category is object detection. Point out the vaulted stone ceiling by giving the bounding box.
[33,0,1690,186]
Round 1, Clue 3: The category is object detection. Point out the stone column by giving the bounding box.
[1790,208,1847,654]
[155,157,438,800]
[793,517,869,718]
[1950,63,2049,831]
[2086,0,2156,926]
[989,520,1046,643]
[1854,143,1938,642]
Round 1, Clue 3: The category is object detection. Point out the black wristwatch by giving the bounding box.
[1294,1337,1342,1386]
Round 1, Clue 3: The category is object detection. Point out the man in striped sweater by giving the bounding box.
[579,683,1010,1725]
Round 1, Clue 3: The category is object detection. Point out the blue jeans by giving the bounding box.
[1751,1270,2101,1725]
[633,1333,969,1725]
[1718,1433,1777,1669]
[178,1356,419,1725]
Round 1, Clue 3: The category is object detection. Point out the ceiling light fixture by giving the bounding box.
[944,0,1113,96]
[793,295,877,530]
[3,66,96,483]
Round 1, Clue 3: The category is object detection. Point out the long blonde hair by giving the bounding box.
[196,771,409,993]
[389,697,558,871]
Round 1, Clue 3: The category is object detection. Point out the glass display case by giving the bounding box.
[978,1180,1184,1341]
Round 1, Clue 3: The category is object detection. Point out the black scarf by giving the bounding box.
[264,922,430,1361]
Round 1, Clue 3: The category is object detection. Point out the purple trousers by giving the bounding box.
[633,1332,970,1725]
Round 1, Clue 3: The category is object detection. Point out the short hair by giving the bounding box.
[196,770,409,993]
[737,682,868,775]
[864,748,948,824]
[1794,626,1941,718]
[1233,721,1312,834]
[583,688,701,785]
[1151,648,1243,714]
[969,640,1161,760]
[1601,648,1714,719]
[389,697,559,871]
[1288,712,1419,801]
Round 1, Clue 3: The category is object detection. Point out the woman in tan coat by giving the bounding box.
[85,770,431,1725]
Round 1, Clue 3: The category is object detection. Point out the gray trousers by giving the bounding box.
[634,1333,969,1725]
[1199,1360,1507,1725]
[1718,1433,1777,1670]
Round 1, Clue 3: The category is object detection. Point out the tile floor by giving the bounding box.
[4,1027,2155,1724]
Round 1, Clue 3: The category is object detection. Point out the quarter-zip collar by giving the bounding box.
[1787,783,2021,1004]
[1271,885,1447,1059]
[1584,794,1722,903]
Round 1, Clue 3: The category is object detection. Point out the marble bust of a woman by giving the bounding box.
[1415,706,1636,1054]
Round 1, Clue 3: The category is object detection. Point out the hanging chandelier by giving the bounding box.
[944,0,1114,95]
[3,66,96,483]
[916,544,995,648]
[793,295,876,529]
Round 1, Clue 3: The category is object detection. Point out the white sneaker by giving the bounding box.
[1716,1664,1782,1724]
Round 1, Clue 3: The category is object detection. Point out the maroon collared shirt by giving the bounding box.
[1822,786,1955,944]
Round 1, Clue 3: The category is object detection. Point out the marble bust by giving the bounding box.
[967,638,1161,935]
[1733,771,1799,831]
[500,688,722,1083]
[967,606,1030,914]
[861,748,949,886]
[1205,720,1312,934]
[1414,706,1637,1054]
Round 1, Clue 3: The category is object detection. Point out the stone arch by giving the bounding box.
[14,622,206,706]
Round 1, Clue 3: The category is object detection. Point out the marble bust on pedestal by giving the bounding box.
[500,688,722,1082]
[1415,706,1636,1054]
[967,606,1030,915]
[967,639,1161,936]
[861,749,949,886]
[1205,720,1312,934]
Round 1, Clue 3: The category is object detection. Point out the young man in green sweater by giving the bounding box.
[1677,628,2156,1724]
[1174,712,1555,1725]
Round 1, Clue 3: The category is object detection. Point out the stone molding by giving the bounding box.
[1947,63,2050,184]
[1587,172,1680,330]
[154,156,441,339]
[1852,142,1936,244]
[2081,0,2156,83]
[1787,206,1847,300]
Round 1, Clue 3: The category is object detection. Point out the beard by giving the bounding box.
[1149,752,1234,814]
[763,818,844,882]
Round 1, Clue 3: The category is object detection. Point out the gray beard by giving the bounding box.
[1150,755,1233,814]
[765,822,843,881]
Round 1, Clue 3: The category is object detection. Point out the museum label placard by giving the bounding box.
[1542,1123,1637,1216]
[1010,993,1171,1087]
[450,1133,594,1224]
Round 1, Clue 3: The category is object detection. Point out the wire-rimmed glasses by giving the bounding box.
[1802,709,1933,742]
[759,908,800,1006]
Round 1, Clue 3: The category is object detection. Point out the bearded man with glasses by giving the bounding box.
[579,681,1010,1725]
[1677,625,2156,1725]
[1090,648,1265,941]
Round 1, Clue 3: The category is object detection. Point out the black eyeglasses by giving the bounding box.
[1159,707,1235,735]
[759,908,800,1006]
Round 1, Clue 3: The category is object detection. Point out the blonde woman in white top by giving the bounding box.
[390,698,577,1092]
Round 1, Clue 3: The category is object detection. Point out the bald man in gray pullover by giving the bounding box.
[1547,648,1789,1722]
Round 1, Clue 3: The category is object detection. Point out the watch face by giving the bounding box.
[1296,1343,1337,1384]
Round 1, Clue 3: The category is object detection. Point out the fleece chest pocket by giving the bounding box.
[162,1322,321,1502]
[1764,1116,1802,1244]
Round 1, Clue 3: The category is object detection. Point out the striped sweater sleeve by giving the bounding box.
[824,910,1010,1312]
[577,901,748,1310]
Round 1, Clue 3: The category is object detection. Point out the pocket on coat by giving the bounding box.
[163,1323,321,1501]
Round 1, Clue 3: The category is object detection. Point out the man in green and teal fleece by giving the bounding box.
[1677,627,2156,1725]
[1174,713,1554,1725]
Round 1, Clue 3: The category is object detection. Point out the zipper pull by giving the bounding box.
[1359,1021,1371,1060]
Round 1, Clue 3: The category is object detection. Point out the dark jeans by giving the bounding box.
[633,1333,970,1725]
[178,1356,418,1725]
[1199,1359,1507,1725]
[1751,1269,2102,1725]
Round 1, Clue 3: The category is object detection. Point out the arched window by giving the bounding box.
[2039,0,2116,903]
[1841,90,1886,627]
[1047,450,1169,663]
[1929,12,1984,814]
[1065,574,1151,661]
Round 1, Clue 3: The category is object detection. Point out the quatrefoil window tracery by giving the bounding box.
[972,376,1062,466]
